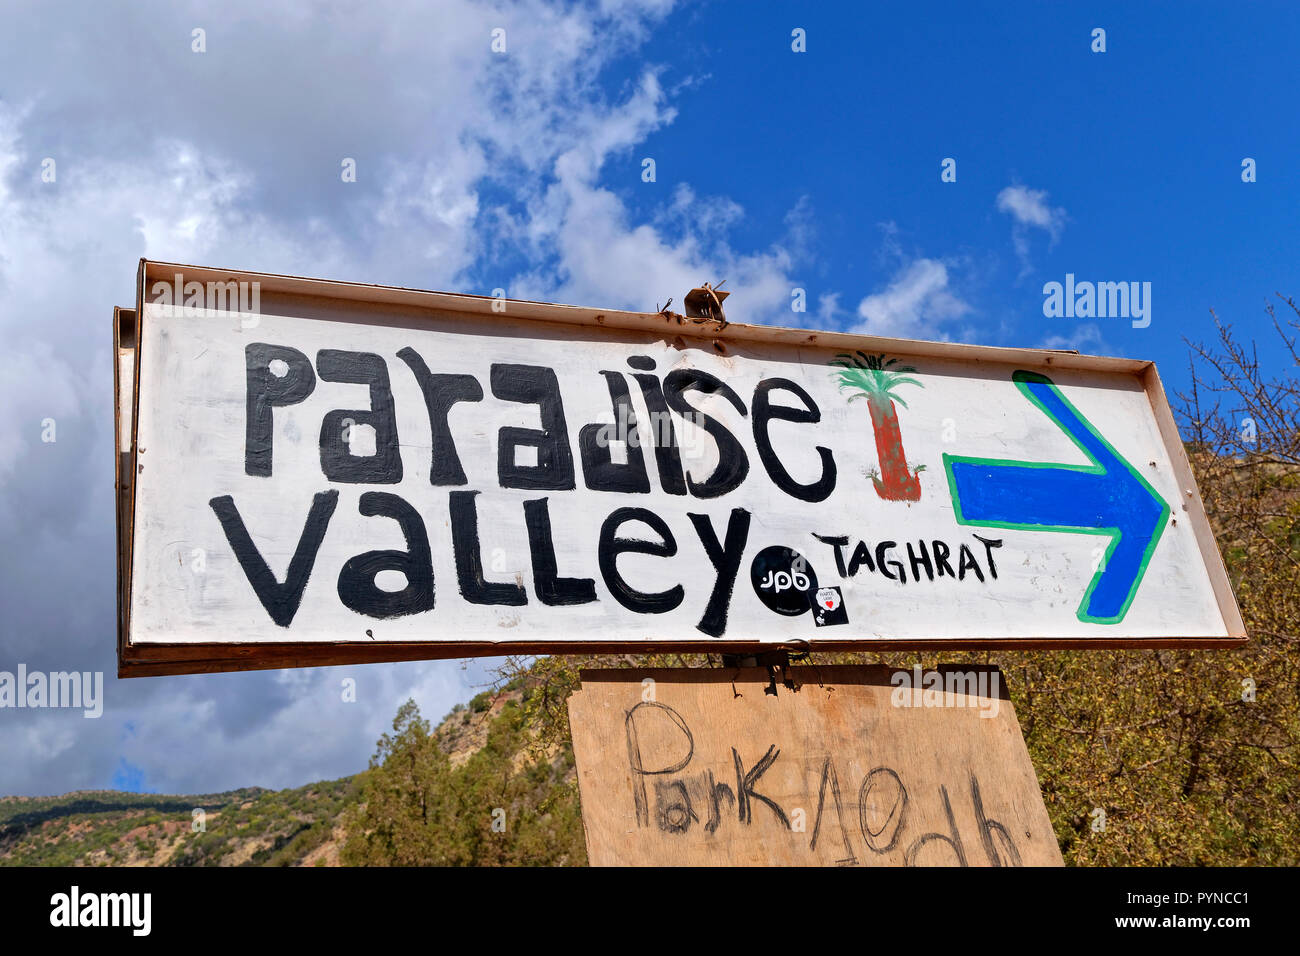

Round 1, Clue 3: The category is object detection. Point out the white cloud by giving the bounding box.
[852,258,971,340]
[996,185,1065,236]
[816,291,842,325]
[996,184,1066,278]
[0,0,822,796]
[488,70,805,323]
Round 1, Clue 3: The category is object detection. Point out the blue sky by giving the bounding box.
[609,0,1297,374]
[0,0,1294,797]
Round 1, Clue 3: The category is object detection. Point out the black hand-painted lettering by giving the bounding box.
[973,534,1003,579]
[448,490,527,606]
[579,371,650,493]
[598,507,684,614]
[687,509,751,637]
[812,534,849,577]
[655,780,698,834]
[848,540,875,576]
[210,490,338,627]
[704,769,736,834]
[957,543,984,582]
[397,347,483,486]
[630,372,687,495]
[244,343,315,477]
[625,701,694,828]
[810,756,858,865]
[337,492,435,619]
[523,498,597,606]
[970,774,1022,866]
[858,766,908,854]
[491,363,575,491]
[317,349,402,484]
[905,784,968,866]
[663,368,749,498]
[907,540,935,581]
[933,539,955,577]
[752,378,836,502]
[732,745,788,828]
[876,541,903,582]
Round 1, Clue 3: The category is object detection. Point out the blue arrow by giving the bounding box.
[942,370,1170,624]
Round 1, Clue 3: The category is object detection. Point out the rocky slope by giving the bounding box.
[0,688,525,867]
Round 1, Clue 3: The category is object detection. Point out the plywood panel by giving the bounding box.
[568,666,1063,866]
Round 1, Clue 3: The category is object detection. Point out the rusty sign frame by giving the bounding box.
[115,259,1247,677]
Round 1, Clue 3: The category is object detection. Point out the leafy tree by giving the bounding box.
[341,697,585,866]
[341,699,458,865]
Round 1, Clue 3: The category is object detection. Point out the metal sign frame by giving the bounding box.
[115,260,1246,677]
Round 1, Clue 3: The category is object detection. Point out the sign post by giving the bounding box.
[115,260,1244,864]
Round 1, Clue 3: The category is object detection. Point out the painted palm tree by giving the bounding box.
[831,352,925,501]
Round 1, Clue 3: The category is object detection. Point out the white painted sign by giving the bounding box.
[117,263,1244,674]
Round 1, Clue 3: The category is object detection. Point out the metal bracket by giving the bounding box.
[720,650,799,696]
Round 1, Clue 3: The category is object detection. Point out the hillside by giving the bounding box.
[0,687,534,867]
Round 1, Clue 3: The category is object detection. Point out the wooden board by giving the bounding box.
[568,666,1064,866]
[115,259,1245,676]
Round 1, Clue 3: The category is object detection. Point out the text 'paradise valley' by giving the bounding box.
[207,343,1002,636]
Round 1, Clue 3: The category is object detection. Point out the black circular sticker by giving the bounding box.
[750,546,818,616]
